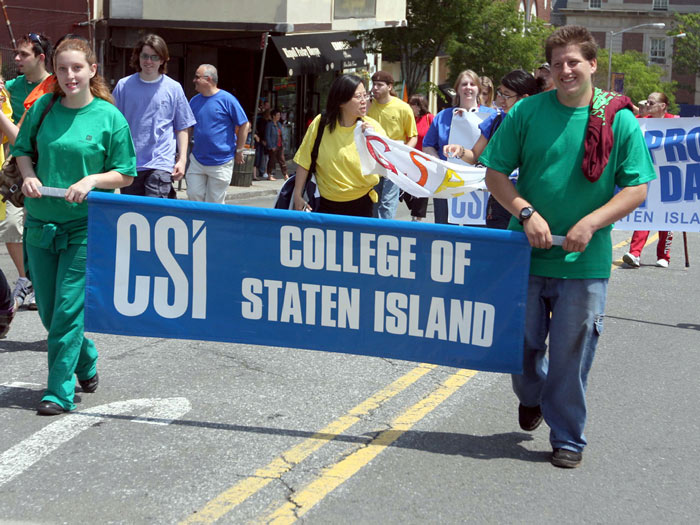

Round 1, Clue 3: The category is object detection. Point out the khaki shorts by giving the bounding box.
[0,201,24,243]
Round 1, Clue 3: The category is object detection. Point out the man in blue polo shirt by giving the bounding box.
[186,64,250,203]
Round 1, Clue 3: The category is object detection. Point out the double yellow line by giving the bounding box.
[182,233,646,524]
[181,364,479,524]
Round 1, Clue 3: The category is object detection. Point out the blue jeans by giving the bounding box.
[513,275,608,453]
[373,177,399,219]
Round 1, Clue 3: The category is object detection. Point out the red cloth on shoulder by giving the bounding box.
[582,88,634,183]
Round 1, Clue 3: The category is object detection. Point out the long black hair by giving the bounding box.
[324,74,364,133]
[501,69,544,97]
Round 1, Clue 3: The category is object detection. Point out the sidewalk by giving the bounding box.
[174,176,287,204]
[172,160,294,204]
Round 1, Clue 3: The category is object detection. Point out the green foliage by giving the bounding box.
[357,0,474,96]
[357,0,552,96]
[595,49,678,113]
[446,0,554,84]
[672,12,700,76]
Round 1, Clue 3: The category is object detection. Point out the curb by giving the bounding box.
[225,186,281,203]
[173,182,284,204]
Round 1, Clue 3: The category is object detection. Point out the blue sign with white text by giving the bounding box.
[616,117,700,232]
[85,193,531,373]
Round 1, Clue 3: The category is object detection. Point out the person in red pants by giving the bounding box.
[623,91,677,269]
[623,230,673,268]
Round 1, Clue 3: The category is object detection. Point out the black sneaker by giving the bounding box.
[518,403,543,431]
[551,448,582,468]
[78,372,99,393]
[37,401,67,416]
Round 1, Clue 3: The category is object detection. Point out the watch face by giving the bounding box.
[520,207,533,220]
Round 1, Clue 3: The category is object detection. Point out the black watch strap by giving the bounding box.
[518,206,535,225]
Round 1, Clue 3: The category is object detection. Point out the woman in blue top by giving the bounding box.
[422,69,496,223]
[444,69,544,229]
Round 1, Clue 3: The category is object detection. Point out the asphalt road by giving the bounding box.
[1,193,698,524]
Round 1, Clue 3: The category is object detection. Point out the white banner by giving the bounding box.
[445,110,492,225]
[355,121,486,199]
[616,117,700,232]
[357,115,700,232]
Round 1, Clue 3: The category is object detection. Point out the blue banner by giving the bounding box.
[616,117,700,232]
[85,193,531,373]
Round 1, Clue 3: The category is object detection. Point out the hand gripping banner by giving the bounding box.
[85,193,531,373]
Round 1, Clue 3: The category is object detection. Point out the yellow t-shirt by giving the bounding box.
[294,115,385,203]
[367,96,417,142]
[0,91,11,220]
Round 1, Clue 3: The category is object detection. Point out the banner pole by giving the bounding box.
[683,232,690,268]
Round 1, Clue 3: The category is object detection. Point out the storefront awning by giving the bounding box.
[268,31,367,77]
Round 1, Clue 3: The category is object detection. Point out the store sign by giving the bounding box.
[270,32,366,76]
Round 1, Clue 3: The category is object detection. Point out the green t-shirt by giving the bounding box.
[480,90,656,279]
[5,75,38,123]
[14,94,137,224]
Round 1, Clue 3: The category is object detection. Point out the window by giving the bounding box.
[334,0,376,20]
[653,0,668,11]
[589,0,602,9]
[650,38,666,64]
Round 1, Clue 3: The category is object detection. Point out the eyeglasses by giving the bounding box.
[646,100,657,106]
[194,75,209,80]
[140,53,161,62]
[495,90,518,100]
[353,93,371,101]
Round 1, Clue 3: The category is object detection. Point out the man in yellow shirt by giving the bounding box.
[367,71,417,219]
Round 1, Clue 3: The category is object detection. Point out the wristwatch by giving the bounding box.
[518,206,535,225]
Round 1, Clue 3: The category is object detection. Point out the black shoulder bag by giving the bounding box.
[0,93,60,208]
[274,117,326,211]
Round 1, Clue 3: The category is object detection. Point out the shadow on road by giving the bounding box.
[0,339,48,353]
[607,315,700,331]
[50,411,549,463]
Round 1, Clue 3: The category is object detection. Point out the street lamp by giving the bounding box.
[607,23,666,91]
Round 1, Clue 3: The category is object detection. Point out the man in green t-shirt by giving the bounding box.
[480,26,655,469]
[6,33,52,124]
[2,33,52,312]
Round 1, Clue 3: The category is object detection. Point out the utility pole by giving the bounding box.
[0,0,16,49]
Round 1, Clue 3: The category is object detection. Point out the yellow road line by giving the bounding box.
[186,232,643,524]
[179,363,436,524]
[257,369,478,525]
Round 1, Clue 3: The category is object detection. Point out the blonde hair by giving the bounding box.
[453,70,482,107]
[479,76,494,107]
[53,38,114,104]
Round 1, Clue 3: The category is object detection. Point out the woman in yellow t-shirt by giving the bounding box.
[0,80,13,335]
[293,74,385,217]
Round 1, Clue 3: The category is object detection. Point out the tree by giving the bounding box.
[594,49,678,112]
[446,0,553,84]
[672,12,700,76]
[358,0,485,96]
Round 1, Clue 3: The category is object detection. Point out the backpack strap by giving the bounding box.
[308,117,326,175]
[30,93,60,162]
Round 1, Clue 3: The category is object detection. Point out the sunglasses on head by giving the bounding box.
[28,33,43,45]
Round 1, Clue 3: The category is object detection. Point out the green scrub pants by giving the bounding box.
[26,241,97,411]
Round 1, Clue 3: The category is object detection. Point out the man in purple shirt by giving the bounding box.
[113,34,195,197]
